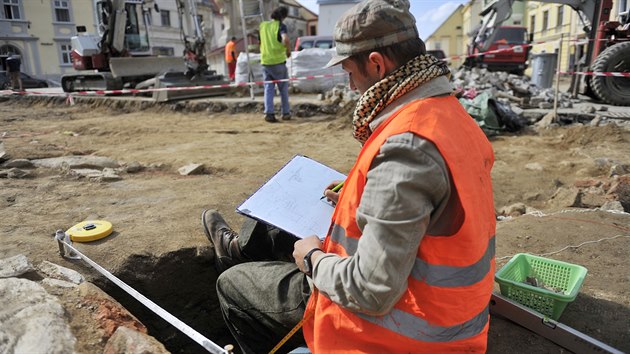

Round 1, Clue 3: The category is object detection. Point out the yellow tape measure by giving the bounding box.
[268,291,318,354]
[66,220,113,242]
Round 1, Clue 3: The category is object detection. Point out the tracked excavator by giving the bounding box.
[61,0,229,101]
[467,0,630,106]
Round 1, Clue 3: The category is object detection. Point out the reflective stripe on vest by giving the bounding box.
[259,20,286,65]
[330,223,496,288]
[359,304,490,342]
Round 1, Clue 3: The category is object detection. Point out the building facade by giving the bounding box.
[0,0,231,85]
[148,0,223,57]
[425,5,465,67]
[209,0,317,78]
[527,0,625,73]
[1,0,96,84]
[316,0,360,36]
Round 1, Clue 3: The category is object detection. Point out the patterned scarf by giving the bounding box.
[352,54,451,144]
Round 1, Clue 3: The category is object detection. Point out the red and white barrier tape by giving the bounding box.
[559,71,630,77]
[0,72,347,97]
[446,41,545,62]
[442,37,617,63]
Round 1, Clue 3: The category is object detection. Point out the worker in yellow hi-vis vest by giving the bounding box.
[259,6,291,123]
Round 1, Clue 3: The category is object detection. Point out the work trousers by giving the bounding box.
[216,219,309,354]
[262,63,290,116]
[228,61,236,81]
[9,71,22,91]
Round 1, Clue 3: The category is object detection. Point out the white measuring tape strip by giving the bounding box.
[58,239,230,354]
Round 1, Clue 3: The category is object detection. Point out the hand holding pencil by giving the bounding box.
[320,180,345,203]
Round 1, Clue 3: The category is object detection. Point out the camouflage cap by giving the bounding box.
[325,0,418,68]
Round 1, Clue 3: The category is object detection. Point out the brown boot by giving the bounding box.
[201,209,246,272]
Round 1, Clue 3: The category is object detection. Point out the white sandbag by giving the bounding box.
[235,52,263,84]
[235,52,293,95]
[290,48,347,93]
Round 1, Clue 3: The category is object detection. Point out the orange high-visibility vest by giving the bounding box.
[225,40,236,63]
[304,96,496,353]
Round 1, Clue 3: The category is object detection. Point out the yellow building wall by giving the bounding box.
[526,2,573,75]
[21,0,96,82]
[462,3,472,57]
[526,0,620,75]
[425,6,464,67]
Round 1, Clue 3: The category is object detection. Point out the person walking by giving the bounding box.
[206,0,496,353]
[259,6,291,123]
[225,36,238,81]
[6,53,23,91]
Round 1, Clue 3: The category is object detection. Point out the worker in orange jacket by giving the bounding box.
[225,36,238,81]
[207,0,496,352]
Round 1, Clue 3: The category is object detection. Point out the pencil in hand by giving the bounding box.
[320,181,345,200]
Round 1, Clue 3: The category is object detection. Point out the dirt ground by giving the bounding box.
[1,96,629,354]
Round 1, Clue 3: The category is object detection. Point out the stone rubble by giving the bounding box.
[178,163,206,176]
[0,277,77,354]
[0,140,8,162]
[0,254,34,278]
[321,67,630,133]
[0,254,169,354]
[503,172,630,216]
[0,152,175,181]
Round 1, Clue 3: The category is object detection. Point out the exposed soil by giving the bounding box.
[1,97,629,353]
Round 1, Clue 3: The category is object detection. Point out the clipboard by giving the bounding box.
[236,155,346,239]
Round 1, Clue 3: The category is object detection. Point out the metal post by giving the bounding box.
[238,0,264,100]
[553,33,564,123]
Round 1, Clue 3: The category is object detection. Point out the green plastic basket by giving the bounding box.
[495,253,588,320]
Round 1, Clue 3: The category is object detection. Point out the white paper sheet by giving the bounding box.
[236,155,346,239]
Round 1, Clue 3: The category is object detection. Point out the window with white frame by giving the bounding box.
[557,6,564,27]
[53,0,71,22]
[59,43,72,64]
[3,0,21,20]
[160,10,170,27]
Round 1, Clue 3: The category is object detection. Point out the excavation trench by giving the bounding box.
[91,247,235,353]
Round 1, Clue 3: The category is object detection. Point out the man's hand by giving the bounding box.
[293,236,324,274]
[322,180,344,204]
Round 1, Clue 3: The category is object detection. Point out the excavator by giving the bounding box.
[466,0,630,106]
[61,0,229,101]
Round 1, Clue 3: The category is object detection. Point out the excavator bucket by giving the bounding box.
[151,70,232,102]
[109,57,186,77]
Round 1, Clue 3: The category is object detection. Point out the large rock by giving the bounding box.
[103,326,170,354]
[578,186,607,208]
[607,175,630,211]
[31,155,120,169]
[78,282,147,337]
[38,260,85,284]
[2,159,33,168]
[0,141,7,162]
[0,254,33,278]
[0,278,76,353]
[547,187,580,209]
